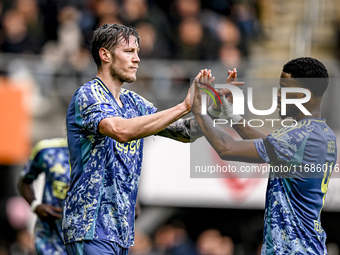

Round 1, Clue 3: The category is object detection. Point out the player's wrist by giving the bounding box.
[221,97,242,124]
[178,102,190,115]
[212,103,221,111]
[208,105,222,118]
[30,200,41,213]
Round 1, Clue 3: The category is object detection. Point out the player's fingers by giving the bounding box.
[45,207,62,219]
[50,206,62,212]
[50,212,62,219]
[196,70,203,80]
[226,72,235,83]
[230,81,244,86]
[206,69,211,84]
[195,77,203,89]
[199,73,205,85]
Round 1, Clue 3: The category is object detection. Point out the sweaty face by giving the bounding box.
[278,72,308,119]
[109,36,140,83]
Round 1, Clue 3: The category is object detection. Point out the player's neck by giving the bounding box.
[296,107,321,121]
[296,97,322,121]
[96,71,123,102]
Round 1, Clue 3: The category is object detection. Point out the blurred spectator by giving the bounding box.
[40,6,89,71]
[167,0,223,61]
[219,236,234,255]
[168,0,222,40]
[196,229,222,255]
[14,0,45,47]
[168,0,202,43]
[57,6,82,58]
[0,196,35,255]
[219,43,242,68]
[77,1,97,48]
[120,0,171,47]
[129,230,156,255]
[136,22,171,59]
[172,17,220,60]
[7,197,35,255]
[154,225,177,254]
[169,0,201,22]
[121,0,149,24]
[154,221,197,255]
[216,17,242,67]
[197,229,234,255]
[216,17,241,48]
[93,0,121,27]
[230,0,256,57]
[9,229,35,255]
[0,10,40,54]
[38,5,90,105]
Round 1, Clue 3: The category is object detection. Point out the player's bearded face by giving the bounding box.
[109,36,140,83]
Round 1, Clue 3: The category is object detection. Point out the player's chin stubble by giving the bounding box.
[111,69,136,83]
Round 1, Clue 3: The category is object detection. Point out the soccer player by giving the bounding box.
[63,23,204,254]
[192,58,337,254]
[18,138,70,255]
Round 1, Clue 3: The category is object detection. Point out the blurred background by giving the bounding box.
[1,0,340,254]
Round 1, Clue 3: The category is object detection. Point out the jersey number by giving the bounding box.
[321,161,333,194]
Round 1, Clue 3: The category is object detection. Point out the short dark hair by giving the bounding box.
[282,57,329,96]
[90,23,140,68]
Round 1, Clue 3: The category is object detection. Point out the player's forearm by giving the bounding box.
[17,179,35,205]
[232,118,267,139]
[156,116,202,143]
[99,102,190,143]
[195,114,235,157]
[194,114,263,162]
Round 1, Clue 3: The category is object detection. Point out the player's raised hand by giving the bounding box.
[221,68,244,104]
[192,69,215,115]
[226,68,242,84]
[184,69,204,111]
[218,68,243,123]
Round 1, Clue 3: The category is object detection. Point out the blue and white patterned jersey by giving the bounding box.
[21,138,70,255]
[254,119,337,254]
[63,77,157,248]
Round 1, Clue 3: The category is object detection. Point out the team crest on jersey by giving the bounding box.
[314,220,324,233]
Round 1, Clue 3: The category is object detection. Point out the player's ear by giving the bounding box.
[99,47,111,63]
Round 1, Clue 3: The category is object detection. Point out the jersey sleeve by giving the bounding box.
[78,85,120,134]
[124,89,157,116]
[21,143,46,182]
[254,128,308,164]
[141,96,157,116]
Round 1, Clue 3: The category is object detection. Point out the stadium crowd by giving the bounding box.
[0,0,266,67]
